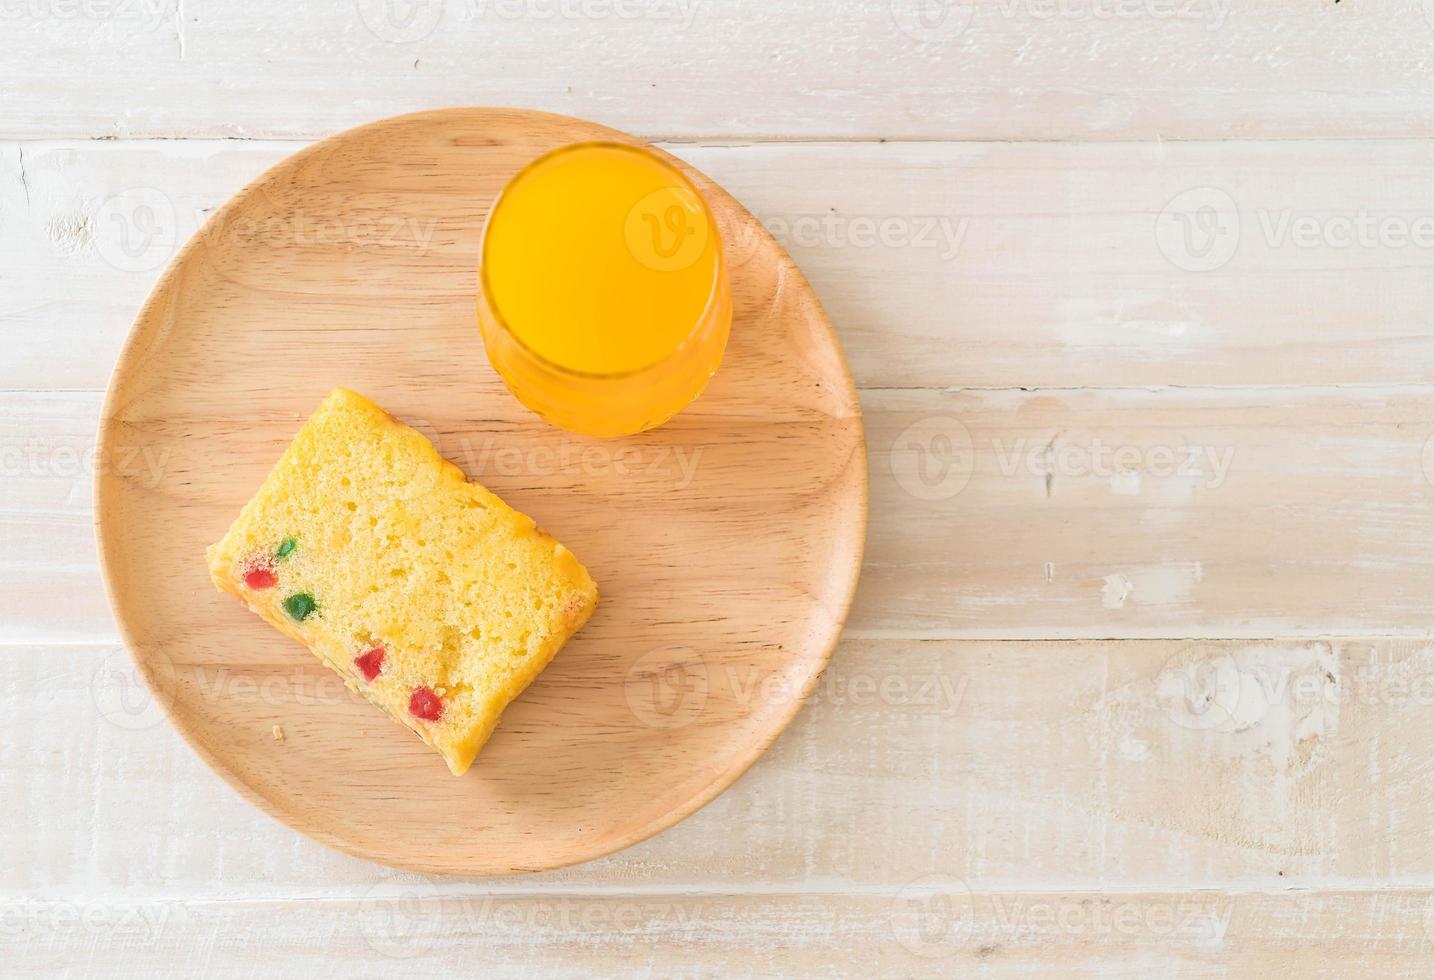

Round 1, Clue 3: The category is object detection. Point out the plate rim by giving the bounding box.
[93,106,869,875]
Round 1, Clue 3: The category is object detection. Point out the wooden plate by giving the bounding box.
[94,108,867,875]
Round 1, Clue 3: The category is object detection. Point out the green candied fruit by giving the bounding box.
[283,592,317,622]
[276,537,297,560]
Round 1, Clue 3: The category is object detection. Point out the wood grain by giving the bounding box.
[2,1,1433,141]
[91,109,866,874]
[9,138,1434,392]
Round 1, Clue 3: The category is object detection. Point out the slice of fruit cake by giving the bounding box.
[206,387,598,775]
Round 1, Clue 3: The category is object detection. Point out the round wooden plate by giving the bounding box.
[95,108,867,875]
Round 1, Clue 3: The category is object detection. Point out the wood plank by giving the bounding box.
[7,138,1434,392]
[1,1,1432,141]
[9,889,1434,978]
[861,384,1434,638]
[723,138,1434,391]
[13,384,1434,643]
[13,636,1434,896]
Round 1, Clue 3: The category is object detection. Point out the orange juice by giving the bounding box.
[478,142,731,437]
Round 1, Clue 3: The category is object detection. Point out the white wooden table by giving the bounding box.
[9,2,1434,976]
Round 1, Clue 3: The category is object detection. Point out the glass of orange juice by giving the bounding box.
[477,142,732,438]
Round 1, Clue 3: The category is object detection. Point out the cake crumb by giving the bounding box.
[271,725,285,742]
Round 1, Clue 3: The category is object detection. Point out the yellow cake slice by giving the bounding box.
[206,387,598,775]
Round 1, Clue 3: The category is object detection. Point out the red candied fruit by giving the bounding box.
[354,647,386,682]
[244,565,278,590]
[408,686,443,722]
